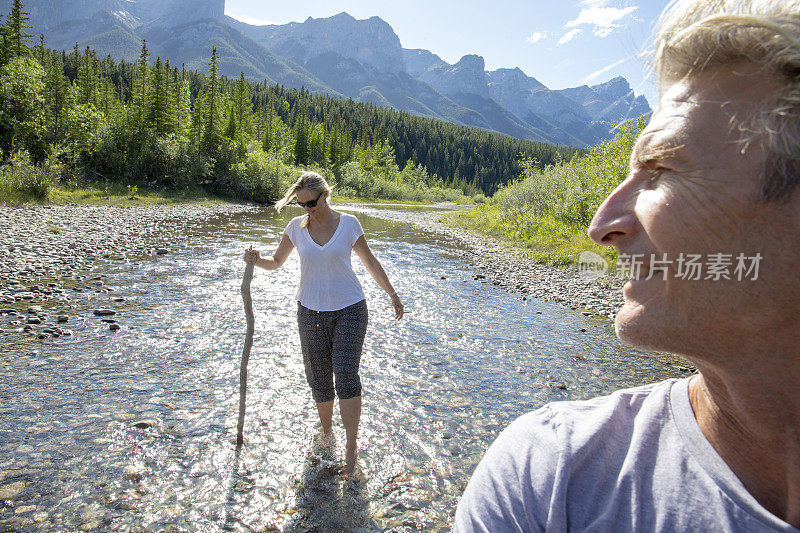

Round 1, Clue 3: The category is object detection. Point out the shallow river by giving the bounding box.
[0,205,687,532]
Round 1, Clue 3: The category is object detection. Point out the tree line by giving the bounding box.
[0,0,579,202]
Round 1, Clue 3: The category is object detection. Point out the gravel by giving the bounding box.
[0,203,256,340]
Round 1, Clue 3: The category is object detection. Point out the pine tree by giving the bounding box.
[35,34,46,66]
[149,55,168,134]
[77,46,98,106]
[200,46,220,154]
[262,89,274,153]
[1,0,34,62]
[254,92,263,139]
[293,103,310,166]
[232,71,251,137]
[132,39,150,129]
[44,55,68,142]
[223,104,236,140]
[174,65,190,135]
[189,90,205,142]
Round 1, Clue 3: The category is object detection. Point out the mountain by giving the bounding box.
[8,0,334,92]
[4,0,650,147]
[228,14,652,147]
[7,0,225,33]
[230,12,404,75]
[561,76,651,124]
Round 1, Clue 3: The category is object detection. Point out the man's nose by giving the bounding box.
[588,177,638,246]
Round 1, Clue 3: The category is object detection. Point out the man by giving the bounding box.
[455,0,800,530]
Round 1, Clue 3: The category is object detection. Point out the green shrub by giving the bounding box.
[0,149,62,201]
[493,116,646,229]
[230,145,295,203]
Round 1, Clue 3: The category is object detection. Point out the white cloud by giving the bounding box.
[558,28,583,45]
[566,6,638,37]
[527,31,548,44]
[224,10,275,26]
[581,56,630,83]
[579,0,609,6]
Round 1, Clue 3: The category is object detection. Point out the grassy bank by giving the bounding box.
[0,146,478,207]
[443,208,608,265]
[445,116,647,266]
[46,181,223,206]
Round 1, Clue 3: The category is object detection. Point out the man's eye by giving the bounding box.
[649,168,666,185]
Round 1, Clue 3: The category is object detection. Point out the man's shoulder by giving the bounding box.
[507,378,677,444]
[454,379,686,532]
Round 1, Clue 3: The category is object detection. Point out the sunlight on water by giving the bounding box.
[0,206,687,531]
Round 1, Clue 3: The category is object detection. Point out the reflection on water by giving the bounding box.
[0,206,687,531]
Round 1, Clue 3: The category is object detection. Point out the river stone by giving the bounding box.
[0,481,26,499]
[93,309,116,316]
[109,324,120,331]
[57,316,68,323]
[156,248,169,255]
[26,317,41,325]
[27,306,42,314]
[131,419,157,429]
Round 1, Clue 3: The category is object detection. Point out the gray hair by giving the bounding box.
[653,0,800,200]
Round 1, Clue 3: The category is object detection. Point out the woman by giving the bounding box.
[243,171,403,478]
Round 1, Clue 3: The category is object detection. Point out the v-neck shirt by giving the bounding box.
[284,213,365,311]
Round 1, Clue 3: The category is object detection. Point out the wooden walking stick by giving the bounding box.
[237,246,255,447]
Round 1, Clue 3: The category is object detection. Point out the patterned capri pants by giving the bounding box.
[297,299,369,403]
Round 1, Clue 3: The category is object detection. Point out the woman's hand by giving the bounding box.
[391,293,404,320]
[243,248,260,265]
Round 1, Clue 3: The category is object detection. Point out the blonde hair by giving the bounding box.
[275,171,333,228]
[653,0,800,200]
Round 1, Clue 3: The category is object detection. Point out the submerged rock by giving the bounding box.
[0,481,26,499]
[131,419,158,429]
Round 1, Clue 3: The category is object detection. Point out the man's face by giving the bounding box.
[588,65,800,359]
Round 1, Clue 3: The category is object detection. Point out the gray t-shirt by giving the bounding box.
[455,378,798,532]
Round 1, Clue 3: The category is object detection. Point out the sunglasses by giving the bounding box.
[293,191,324,209]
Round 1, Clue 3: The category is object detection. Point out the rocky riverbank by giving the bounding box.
[344,204,624,320]
[0,203,257,344]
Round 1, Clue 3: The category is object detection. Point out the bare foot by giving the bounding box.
[342,446,358,479]
[315,430,335,451]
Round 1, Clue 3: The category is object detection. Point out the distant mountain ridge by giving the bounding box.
[4,0,650,147]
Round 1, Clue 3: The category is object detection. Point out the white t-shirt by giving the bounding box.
[283,212,365,312]
[455,377,799,532]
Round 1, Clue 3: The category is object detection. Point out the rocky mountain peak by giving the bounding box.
[252,12,404,74]
[3,0,225,31]
[454,54,485,71]
[592,76,632,100]
[402,48,448,77]
[487,67,547,93]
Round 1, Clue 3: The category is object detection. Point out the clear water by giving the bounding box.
[0,206,687,531]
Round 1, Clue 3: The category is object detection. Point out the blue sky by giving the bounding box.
[224,0,668,107]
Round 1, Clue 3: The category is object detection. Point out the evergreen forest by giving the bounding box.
[0,0,580,204]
